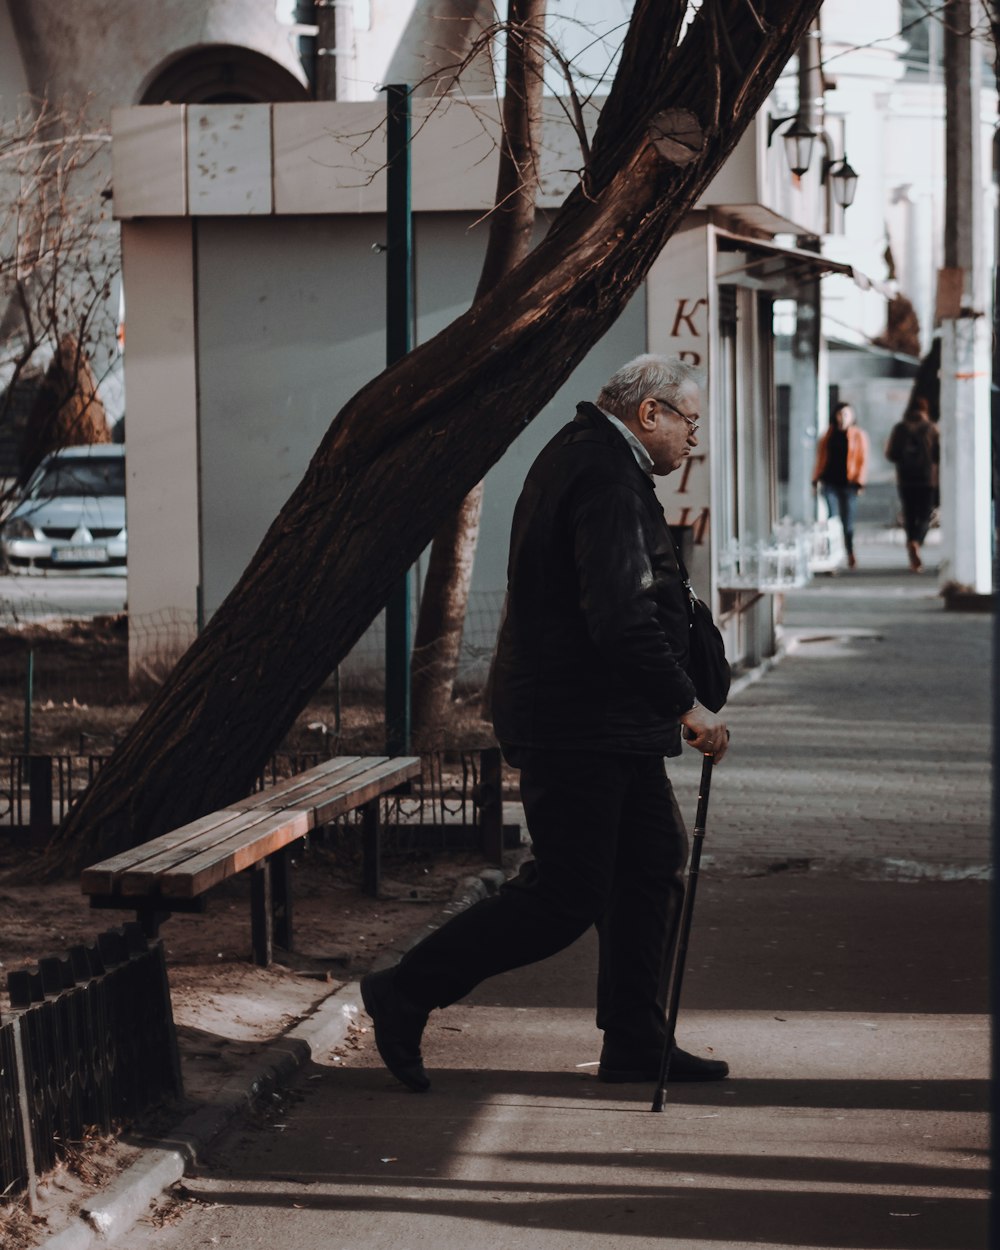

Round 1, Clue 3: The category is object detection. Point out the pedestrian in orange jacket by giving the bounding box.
[812,402,869,569]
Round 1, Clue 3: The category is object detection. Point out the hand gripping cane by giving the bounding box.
[651,752,715,1113]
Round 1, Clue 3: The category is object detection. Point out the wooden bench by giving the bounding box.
[81,754,421,966]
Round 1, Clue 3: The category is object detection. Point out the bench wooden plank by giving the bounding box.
[118,807,312,897]
[153,808,316,899]
[306,757,420,826]
[82,751,423,962]
[232,755,380,812]
[82,758,409,895]
[234,755,419,816]
[81,808,255,896]
[156,759,421,897]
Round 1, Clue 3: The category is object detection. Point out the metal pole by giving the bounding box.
[23,649,33,754]
[938,0,991,594]
[384,83,413,755]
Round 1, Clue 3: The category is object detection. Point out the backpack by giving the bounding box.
[894,424,933,483]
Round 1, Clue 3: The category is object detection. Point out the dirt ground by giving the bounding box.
[0,838,499,1028]
[0,619,506,1031]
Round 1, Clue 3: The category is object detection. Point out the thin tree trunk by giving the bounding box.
[412,0,546,745]
[41,0,823,877]
[412,481,485,744]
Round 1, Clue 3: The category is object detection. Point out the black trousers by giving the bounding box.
[898,483,935,545]
[394,749,689,1054]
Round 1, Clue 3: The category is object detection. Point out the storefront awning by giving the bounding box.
[713,227,895,298]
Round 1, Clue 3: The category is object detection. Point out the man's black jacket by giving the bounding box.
[491,402,698,757]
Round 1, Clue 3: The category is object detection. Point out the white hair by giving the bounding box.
[597,355,704,423]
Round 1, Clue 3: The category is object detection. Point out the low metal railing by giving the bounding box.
[0,749,519,862]
[0,924,181,1206]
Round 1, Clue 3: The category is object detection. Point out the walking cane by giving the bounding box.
[651,751,715,1113]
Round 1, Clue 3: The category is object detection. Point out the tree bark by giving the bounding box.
[42,0,822,877]
[411,0,545,745]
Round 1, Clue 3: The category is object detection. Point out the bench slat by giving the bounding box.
[238,756,419,819]
[82,755,421,906]
[115,810,298,893]
[306,757,421,826]
[81,808,255,896]
[81,757,387,896]
[155,759,420,898]
[232,755,378,812]
[148,808,315,899]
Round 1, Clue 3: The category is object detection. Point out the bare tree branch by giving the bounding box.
[412,0,546,742]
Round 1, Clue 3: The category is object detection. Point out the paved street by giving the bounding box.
[0,573,127,623]
[115,528,991,1250]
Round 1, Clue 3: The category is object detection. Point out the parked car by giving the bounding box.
[1,445,127,574]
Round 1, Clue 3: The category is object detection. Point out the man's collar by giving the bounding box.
[597,406,655,476]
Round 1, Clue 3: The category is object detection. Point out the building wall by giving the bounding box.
[6,0,308,116]
[193,209,645,683]
[119,220,200,672]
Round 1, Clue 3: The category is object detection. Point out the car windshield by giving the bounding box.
[30,458,125,499]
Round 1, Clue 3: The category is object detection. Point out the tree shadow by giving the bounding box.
[184,1063,987,1250]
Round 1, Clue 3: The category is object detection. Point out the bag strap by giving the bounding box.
[663,519,699,615]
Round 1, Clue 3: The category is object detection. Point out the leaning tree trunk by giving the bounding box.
[41,0,822,877]
[411,0,545,745]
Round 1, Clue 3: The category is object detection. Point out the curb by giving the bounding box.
[40,865,508,1248]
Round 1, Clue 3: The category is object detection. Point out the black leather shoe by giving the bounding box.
[598,1045,729,1084]
[360,968,431,1092]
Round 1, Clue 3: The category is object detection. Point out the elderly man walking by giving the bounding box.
[362,354,729,1092]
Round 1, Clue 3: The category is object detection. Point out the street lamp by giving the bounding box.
[767,114,817,177]
[823,156,859,209]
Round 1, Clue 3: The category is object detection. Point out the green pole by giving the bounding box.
[384,83,413,756]
[23,649,33,754]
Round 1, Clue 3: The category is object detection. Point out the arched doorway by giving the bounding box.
[139,45,309,105]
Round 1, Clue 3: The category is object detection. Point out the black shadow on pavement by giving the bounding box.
[191,1064,988,1250]
[580,1075,990,1113]
[188,1181,986,1250]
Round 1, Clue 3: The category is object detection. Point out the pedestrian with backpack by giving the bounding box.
[885,398,939,572]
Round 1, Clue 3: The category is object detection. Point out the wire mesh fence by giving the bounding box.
[0,590,506,707]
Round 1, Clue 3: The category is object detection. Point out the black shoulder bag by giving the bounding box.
[669,535,731,713]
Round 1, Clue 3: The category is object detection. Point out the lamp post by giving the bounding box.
[823,157,859,209]
[767,114,817,177]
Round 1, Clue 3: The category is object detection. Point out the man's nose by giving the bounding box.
[688,431,699,447]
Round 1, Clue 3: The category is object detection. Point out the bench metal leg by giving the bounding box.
[251,859,274,967]
[271,844,294,953]
[361,798,381,897]
[136,909,171,939]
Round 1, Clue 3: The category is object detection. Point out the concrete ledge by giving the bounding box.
[941,585,994,613]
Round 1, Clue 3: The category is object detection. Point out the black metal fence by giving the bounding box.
[0,924,180,1205]
[0,749,520,860]
[0,751,327,846]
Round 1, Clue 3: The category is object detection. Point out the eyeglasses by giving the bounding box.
[651,396,700,434]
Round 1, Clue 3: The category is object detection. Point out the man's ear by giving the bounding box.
[637,398,657,432]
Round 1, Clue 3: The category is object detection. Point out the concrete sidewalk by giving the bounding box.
[54,526,993,1250]
[115,881,990,1250]
[666,529,991,876]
